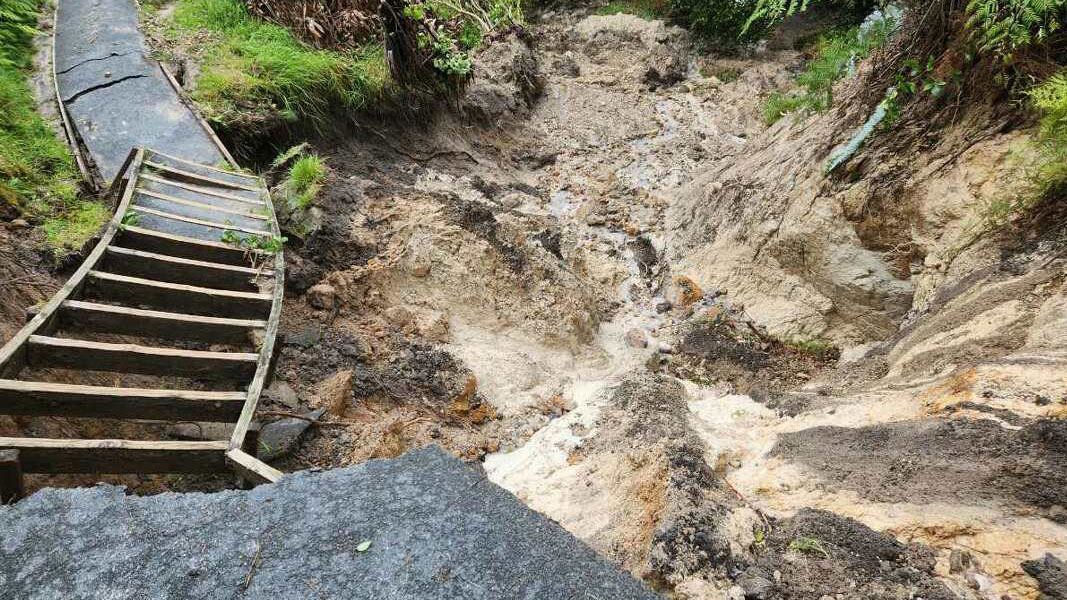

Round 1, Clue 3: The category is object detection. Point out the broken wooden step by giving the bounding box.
[0,380,245,421]
[25,336,258,380]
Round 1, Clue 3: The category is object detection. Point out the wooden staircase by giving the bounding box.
[0,148,284,499]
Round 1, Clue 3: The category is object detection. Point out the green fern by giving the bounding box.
[965,0,1065,58]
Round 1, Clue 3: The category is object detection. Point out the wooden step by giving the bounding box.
[134,188,270,223]
[139,173,265,205]
[85,271,272,319]
[128,205,272,237]
[0,380,245,421]
[58,300,265,345]
[0,437,229,473]
[118,225,261,266]
[26,336,258,380]
[144,161,263,192]
[145,149,261,184]
[101,246,266,292]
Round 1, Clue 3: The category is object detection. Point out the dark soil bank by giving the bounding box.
[774,418,1067,521]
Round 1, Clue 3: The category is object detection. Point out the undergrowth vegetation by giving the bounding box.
[1,0,104,251]
[984,70,1067,228]
[763,15,896,124]
[167,0,391,127]
[162,0,523,126]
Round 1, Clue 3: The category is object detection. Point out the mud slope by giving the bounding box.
[258,9,1066,600]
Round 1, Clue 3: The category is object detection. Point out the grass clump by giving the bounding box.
[1,0,104,251]
[170,0,391,126]
[286,154,326,209]
[762,18,895,125]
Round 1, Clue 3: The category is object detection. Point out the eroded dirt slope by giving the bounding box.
[252,9,1066,600]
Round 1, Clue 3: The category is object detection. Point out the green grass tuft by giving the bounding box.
[1,0,105,252]
[169,0,391,126]
[285,154,326,209]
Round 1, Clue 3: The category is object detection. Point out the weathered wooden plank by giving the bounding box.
[226,448,282,485]
[59,300,266,345]
[26,336,258,380]
[102,246,266,292]
[0,380,245,421]
[0,149,145,378]
[134,188,270,222]
[0,450,24,503]
[0,438,228,474]
[118,225,260,266]
[143,161,263,192]
[84,271,272,319]
[139,173,265,205]
[129,205,272,238]
[229,217,285,452]
[146,149,259,183]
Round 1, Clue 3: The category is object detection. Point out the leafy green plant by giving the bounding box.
[431,35,473,76]
[762,19,895,124]
[120,209,140,227]
[789,536,830,557]
[965,0,1065,59]
[221,229,287,254]
[981,70,1067,228]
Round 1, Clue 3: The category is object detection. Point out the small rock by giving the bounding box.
[8,218,29,229]
[311,370,353,417]
[654,299,672,314]
[657,343,674,354]
[258,408,326,461]
[264,381,300,409]
[624,328,648,349]
[307,283,336,310]
[738,572,773,600]
[586,213,606,226]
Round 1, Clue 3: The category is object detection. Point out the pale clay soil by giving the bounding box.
[7,6,1067,600]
